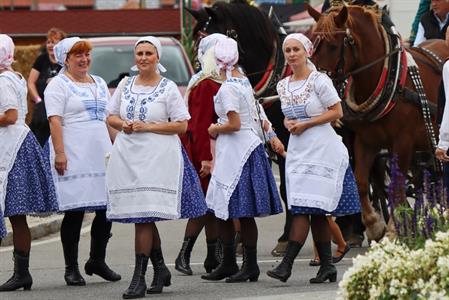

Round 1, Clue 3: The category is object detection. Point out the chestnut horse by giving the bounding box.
[308,4,449,241]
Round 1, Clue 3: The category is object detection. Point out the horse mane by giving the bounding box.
[315,5,381,42]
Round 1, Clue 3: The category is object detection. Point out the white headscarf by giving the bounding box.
[214,37,239,79]
[282,33,317,71]
[0,34,15,71]
[131,36,166,73]
[197,33,227,70]
[54,37,82,74]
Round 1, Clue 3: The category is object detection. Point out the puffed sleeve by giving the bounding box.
[315,73,341,108]
[108,77,128,116]
[166,81,190,122]
[0,76,19,111]
[217,83,240,114]
[44,76,67,117]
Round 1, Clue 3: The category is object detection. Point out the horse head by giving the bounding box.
[308,4,385,100]
[186,1,277,86]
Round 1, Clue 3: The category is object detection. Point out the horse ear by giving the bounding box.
[185,7,200,20]
[334,6,348,28]
[306,3,321,22]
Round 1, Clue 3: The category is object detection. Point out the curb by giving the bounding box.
[1,215,63,247]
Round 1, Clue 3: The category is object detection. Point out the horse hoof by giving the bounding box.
[364,214,386,243]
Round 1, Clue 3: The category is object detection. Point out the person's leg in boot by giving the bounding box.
[328,217,350,263]
[233,219,243,256]
[267,215,308,282]
[0,215,33,291]
[61,211,85,286]
[310,215,337,283]
[226,217,260,283]
[147,223,171,294]
[85,210,121,281]
[203,212,220,273]
[123,223,151,299]
[272,160,291,257]
[201,219,238,281]
[309,242,321,266]
[175,216,203,275]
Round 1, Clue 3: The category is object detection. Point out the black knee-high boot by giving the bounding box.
[309,241,337,283]
[62,241,86,286]
[266,241,303,282]
[147,247,171,294]
[85,234,121,281]
[203,239,221,273]
[201,242,238,281]
[0,250,33,291]
[175,236,197,275]
[123,254,149,299]
[225,246,259,283]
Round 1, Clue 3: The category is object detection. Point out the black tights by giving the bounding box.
[183,212,218,241]
[289,214,330,244]
[135,222,161,256]
[9,215,31,255]
[218,217,258,248]
[60,210,112,246]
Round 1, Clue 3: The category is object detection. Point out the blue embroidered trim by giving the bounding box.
[224,77,252,87]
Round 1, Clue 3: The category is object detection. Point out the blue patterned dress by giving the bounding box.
[0,71,58,222]
[278,72,360,216]
[106,76,207,223]
[206,77,283,220]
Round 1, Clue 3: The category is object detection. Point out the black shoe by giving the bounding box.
[309,241,337,284]
[201,242,238,281]
[62,241,86,286]
[0,250,33,291]
[225,246,260,283]
[175,236,197,275]
[309,258,321,267]
[266,241,303,283]
[332,244,350,264]
[85,235,121,281]
[147,247,171,294]
[123,254,149,299]
[203,239,221,273]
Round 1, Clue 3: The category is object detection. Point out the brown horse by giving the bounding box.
[307,4,449,241]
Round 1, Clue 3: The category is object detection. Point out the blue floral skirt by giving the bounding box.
[290,167,361,216]
[110,147,207,223]
[217,144,283,219]
[4,132,58,217]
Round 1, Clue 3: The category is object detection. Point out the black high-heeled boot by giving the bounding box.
[225,246,260,283]
[266,241,303,282]
[175,236,197,275]
[62,241,86,286]
[85,235,121,282]
[201,242,238,281]
[147,247,171,294]
[203,239,221,273]
[123,254,149,299]
[309,241,337,284]
[0,250,33,291]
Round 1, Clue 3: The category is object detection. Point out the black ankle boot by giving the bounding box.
[0,250,33,291]
[266,240,303,282]
[175,236,197,275]
[201,242,238,281]
[62,241,86,286]
[309,241,337,284]
[85,236,121,282]
[203,239,220,273]
[225,246,260,283]
[147,247,171,294]
[123,254,149,299]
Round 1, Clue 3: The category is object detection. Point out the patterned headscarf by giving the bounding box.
[0,34,15,71]
[54,37,82,74]
[282,33,314,57]
[131,36,166,73]
[214,37,239,79]
[197,33,227,70]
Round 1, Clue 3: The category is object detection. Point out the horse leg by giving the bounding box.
[353,137,386,243]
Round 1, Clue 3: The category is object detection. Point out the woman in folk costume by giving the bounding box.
[174,33,226,276]
[266,33,360,284]
[45,37,121,286]
[0,34,58,291]
[202,37,283,283]
[105,36,207,299]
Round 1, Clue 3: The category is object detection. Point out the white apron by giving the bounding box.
[0,72,29,214]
